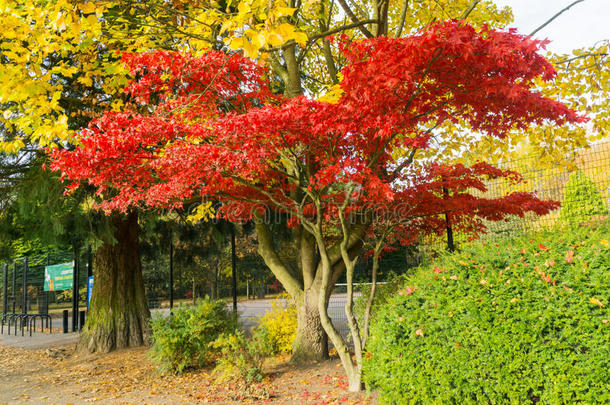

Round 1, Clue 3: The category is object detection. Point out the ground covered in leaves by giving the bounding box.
[0,344,377,404]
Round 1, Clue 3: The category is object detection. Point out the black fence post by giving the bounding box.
[230,223,237,313]
[44,254,50,315]
[62,309,69,334]
[443,186,455,253]
[445,213,455,253]
[2,262,7,316]
[79,310,85,331]
[22,258,28,315]
[169,234,174,311]
[72,253,79,332]
[12,261,16,313]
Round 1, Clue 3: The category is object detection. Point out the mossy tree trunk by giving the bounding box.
[78,211,150,353]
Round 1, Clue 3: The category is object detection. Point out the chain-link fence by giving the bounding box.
[420,141,610,260]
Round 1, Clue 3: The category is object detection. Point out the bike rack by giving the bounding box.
[28,314,52,336]
[3,313,23,335]
[1,313,53,336]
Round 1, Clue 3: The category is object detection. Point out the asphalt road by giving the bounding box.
[155,293,354,335]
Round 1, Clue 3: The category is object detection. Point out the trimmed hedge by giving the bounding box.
[364,221,610,404]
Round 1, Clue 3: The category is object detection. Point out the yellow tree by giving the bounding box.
[1,1,107,151]
[0,1,222,352]
[0,1,155,352]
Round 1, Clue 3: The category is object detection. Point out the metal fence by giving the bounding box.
[420,141,610,259]
[1,251,89,316]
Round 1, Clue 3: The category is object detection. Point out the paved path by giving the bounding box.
[0,330,78,349]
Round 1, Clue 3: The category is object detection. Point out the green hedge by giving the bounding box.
[364,221,610,404]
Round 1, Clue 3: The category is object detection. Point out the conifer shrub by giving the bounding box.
[560,170,607,224]
[364,221,610,404]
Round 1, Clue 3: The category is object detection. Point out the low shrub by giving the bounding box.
[149,298,237,374]
[210,328,272,384]
[364,221,610,404]
[257,294,297,354]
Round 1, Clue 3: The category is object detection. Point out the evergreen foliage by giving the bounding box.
[364,220,610,404]
[560,170,607,224]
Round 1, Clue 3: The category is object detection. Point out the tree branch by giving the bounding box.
[460,0,481,20]
[554,52,608,65]
[395,0,409,37]
[309,19,379,43]
[254,219,303,296]
[530,0,586,37]
[336,0,374,38]
[296,19,379,66]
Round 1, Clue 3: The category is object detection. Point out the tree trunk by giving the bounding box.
[78,212,150,353]
[291,288,329,363]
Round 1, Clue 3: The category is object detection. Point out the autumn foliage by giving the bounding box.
[50,19,587,391]
[51,21,582,240]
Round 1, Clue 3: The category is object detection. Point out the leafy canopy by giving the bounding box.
[52,21,583,239]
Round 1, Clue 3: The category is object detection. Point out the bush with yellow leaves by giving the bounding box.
[257,293,297,354]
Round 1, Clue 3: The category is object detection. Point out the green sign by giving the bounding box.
[44,262,74,292]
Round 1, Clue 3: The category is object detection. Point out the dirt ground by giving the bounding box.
[0,344,377,404]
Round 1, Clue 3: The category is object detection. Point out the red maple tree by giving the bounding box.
[52,21,584,389]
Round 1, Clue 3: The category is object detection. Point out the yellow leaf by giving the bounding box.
[590,297,604,307]
[229,36,259,58]
[293,31,308,46]
[266,31,284,47]
[317,84,344,104]
[186,202,215,224]
[84,13,99,27]
[78,2,96,14]
[275,23,295,41]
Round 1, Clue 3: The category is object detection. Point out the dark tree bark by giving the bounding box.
[78,212,150,353]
